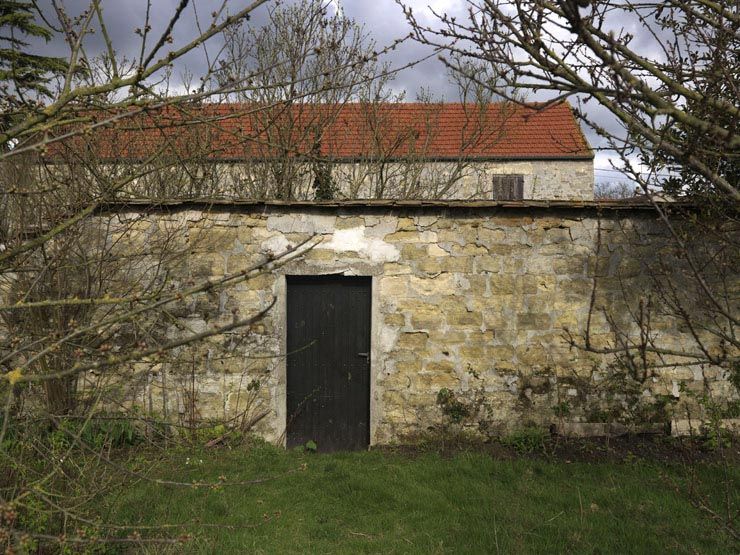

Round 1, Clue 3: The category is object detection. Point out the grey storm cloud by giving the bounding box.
[32,0,469,98]
[31,0,646,182]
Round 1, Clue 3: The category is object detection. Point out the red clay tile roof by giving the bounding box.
[52,101,593,161]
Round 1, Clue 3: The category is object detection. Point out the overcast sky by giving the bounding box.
[33,0,633,184]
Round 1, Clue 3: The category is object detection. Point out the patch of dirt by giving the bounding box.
[375,433,740,464]
[540,434,739,464]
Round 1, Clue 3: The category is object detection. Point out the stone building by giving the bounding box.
[109,200,735,450]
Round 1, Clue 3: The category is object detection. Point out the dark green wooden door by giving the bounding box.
[286,275,371,452]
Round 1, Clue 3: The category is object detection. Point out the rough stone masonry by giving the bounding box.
[111,201,737,444]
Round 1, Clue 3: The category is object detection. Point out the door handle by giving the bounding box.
[357,352,369,359]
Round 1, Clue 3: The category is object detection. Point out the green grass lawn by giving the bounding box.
[102,441,739,554]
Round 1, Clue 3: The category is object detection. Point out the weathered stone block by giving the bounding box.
[476,227,507,247]
[517,312,552,330]
[500,257,525,274]
[476,255,502,273]
[489,275,515,295]
[465,274,488,294]
[552,256,587,275]
[384,313,405,327]
[407,274,456,296]
[400,244,428,260]
[428,329,467,344]
[483,308,511,330]
[438,229,467,245]
[305,249,338,262]
[396,332,429,351]
[427,244,448,257]
[189,227,237,252]
[419,365,459,389]
[267,214,335,234]
[335,217,365,229]
[558,278,593,297]
[417,258,443,274]
[383,262,412,276]
[411,306,443,330]
[439,256,474,273]
[380,276,408,297]
[444,304,482,326]
[490,345,516,361]
[396,217,416,231]
[385,231,422,242]
[459,344,490,362]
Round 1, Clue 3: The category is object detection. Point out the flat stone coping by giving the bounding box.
[98,198,685,212]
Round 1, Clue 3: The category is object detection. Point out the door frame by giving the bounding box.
[275,272,379,447]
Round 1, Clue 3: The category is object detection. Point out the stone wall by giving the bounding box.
[112,203,735,444]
